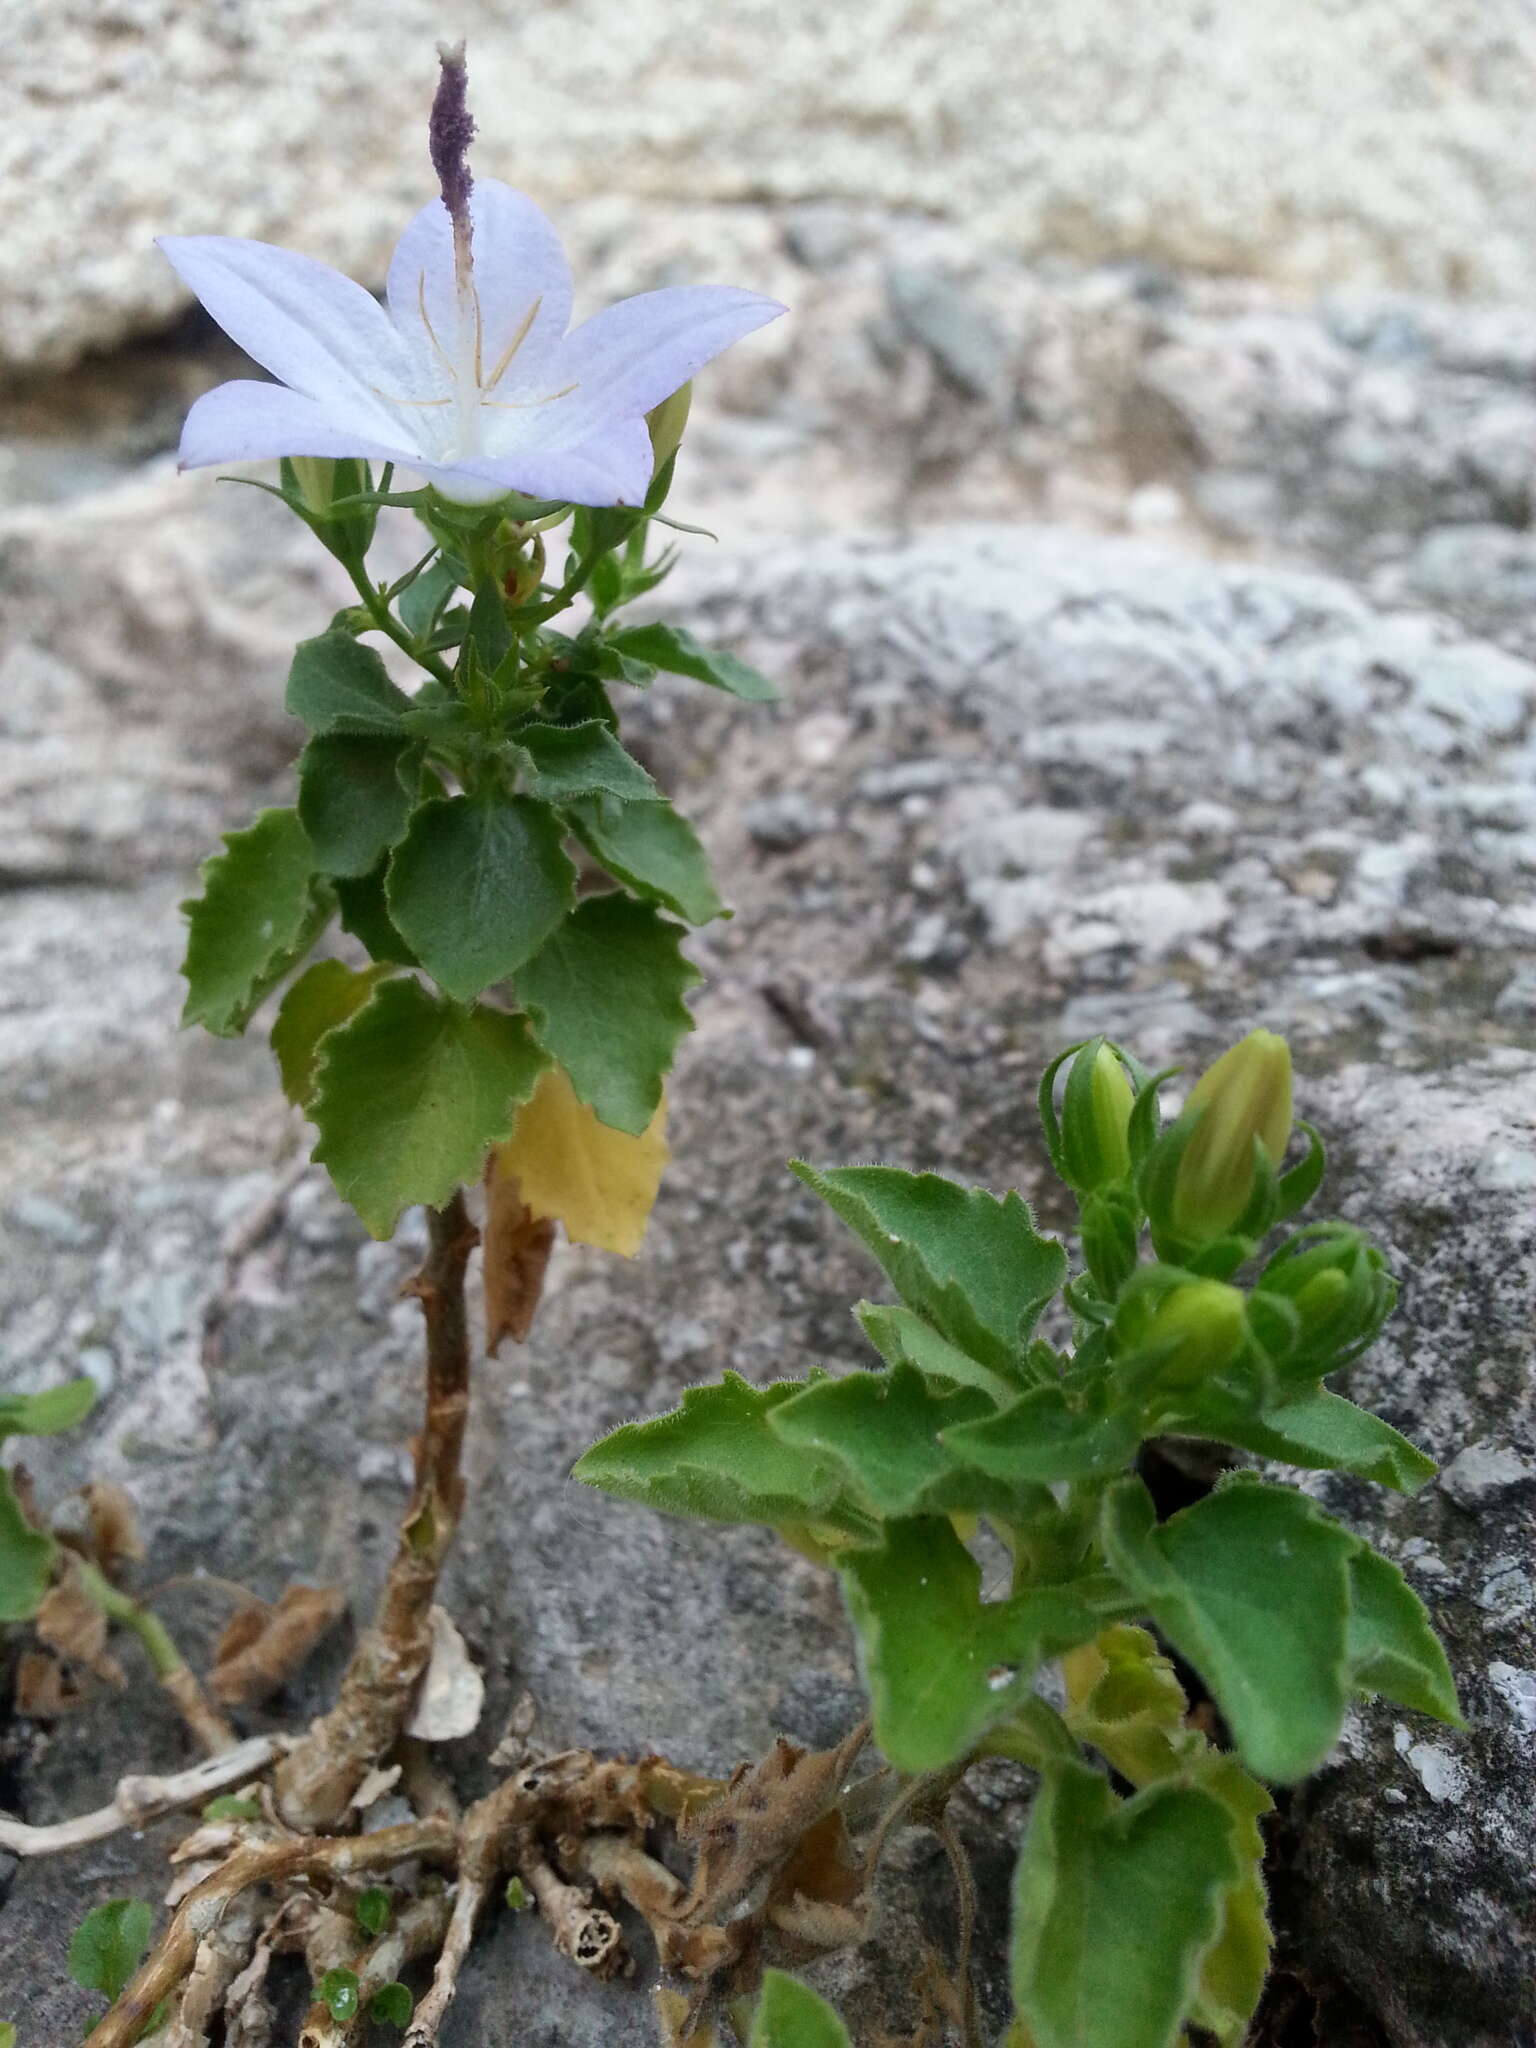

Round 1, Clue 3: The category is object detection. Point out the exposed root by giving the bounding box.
[274,1196,478,1831]
[404,1776,540,2046]
[0,1733,286,1858]
[298,1892,452,2048]
[161,1887,267,2048]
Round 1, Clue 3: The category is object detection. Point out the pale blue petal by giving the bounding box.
[386,180,572,399]
[177,380,415,470]
[157,235,415,441]
[420,418,654,507]
[506,287,785,453]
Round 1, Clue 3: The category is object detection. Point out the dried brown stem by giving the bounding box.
[517,1848,625,1977]
[0,1733,285,1859]
[274,1195,479,1831]
[571,1832,686,1949]
[162,1888,267,2048]
[298,1892,453,2048]
[404,1775,539,2046]
[82,1819,458,2048]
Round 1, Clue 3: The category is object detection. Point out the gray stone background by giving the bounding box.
[1,6,1534,2045]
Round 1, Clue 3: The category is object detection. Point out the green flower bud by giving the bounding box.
[647,383,693,476]
[1171,1030,1293,1245]
[1139,1279,1249,1387]
[281,455,377,565]
[288,456,341,515]
[1060,1040,1136,1193]
[1255,1226,1395,1377]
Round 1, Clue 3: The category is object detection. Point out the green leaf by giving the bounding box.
[311,977,549,1237]
[298,734,420,878]
[771,1364,1025,1518]
[589,642,657,689]
[565,793,725,925]
[370,1983,414,2028]
[286,631,411,734]
[517,894,698,1134]
[397,556,460,638]
[1011,1760,1241,2048]
[573,1372,850,1528]
[1171,1384,1436,1494]
[466,578,512,676]
[791,1165,1066,1375]
[1346,1545,1461,1725]
[201,1794,261,1821]
[1100,1476,1357,1782]
[317,1969,360,2023]
[0,1378,97,1443]
[749,1969,852,2048]
[272,959,392,1107]
[855,1301,1021,1406]
[335,859,419,966]
[515,721,660,804]
[1190,1757,1273,2048]
[839,1517,1107,1771]
[0,2020,15,2048]
[943,1381,1143,1484]
[0,1468,55,1622]
[181,808,330,1036]
[355,1887,392,1938]
[387,795,576,1004]
[608,622,777,702]
[68,1899,154,2003]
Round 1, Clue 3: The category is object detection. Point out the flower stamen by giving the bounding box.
[480,381,580,412]
[483,296,545,392]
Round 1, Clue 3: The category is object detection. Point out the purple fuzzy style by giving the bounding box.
[429,42,476,231]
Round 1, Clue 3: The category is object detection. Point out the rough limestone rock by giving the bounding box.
[6,1,1536,369]
[1,512,1532,2044]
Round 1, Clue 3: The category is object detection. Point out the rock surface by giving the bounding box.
[6,1,1536,369]
[0,499,1532,2042]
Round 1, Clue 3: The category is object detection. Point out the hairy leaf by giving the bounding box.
[791,1165,1065,1373]
[1100,1477,1356,1782]
[397,556,460,638]
[607,622,777,703]
[311,978,548,1237]
[1011,1760,1241,2048]
[573,1372,849,1528]
[181,808,329,1036]
[0,1378,97,1444]
[387,795,576,1004]
[518,895,699,1135]
[0,1468,55,1622]
[271,959,391,1107]
[943,1381,1142,1484]
[855,1301,1021,1406]
[565,793,725,925]
[298,734,420,878]
[491,1065,668,1257]
[839,1517,1107,1771]
[68,1898,154,2003]
[1172,1383,1436,1493]
[286,630,411,734]
[515,721,660,804]
[1346,1545,1461,1725]
[334,859,419,966]
[749,1969,851,2048]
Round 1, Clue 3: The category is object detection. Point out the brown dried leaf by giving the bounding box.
[14,1647,84,1718]
[34,1566,125,1689]
[681,1724,868,1924]
[654,1988,722,2048]
[482,1169,557,1354]
[210,1583,346,1706]
[83,1481,144,1571]
[404,1604,485,1741]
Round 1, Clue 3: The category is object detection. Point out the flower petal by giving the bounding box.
[176,380,415,470]
[419,418,655,508]
[511,287,785,452]
[386,180,573,398]
[157,235,416,441]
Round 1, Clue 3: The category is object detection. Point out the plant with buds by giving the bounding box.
[580,1030,1459,2048]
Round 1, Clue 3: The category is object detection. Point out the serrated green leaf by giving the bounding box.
[943,1381,1143,1484]
[181,808,330,1036]
[68,1898,154,2003]
[311,978,549,1237]
[1189,1757,1273,2048]
[1011,1760,1241,2048]
[0,1468,55,1622]
[573,1372,850,1528]
[387,795,576,1004]
[749,1969,851,2048]
[608,622,777,702]
[286,631,411,734]
[0,1378,96,1443]
[517,895,698,1135]
[298,735,420,879]
[791,1165,1066,1375]
[565,793,725,925]
[839,1517,1107,1771]
[1100,1476,1357,1782]
[370,1982,414,2028]
[1346,1545,1461,1725]
[772,1364,1027,1518]
[272,959,392,1107]
[854,1301,1021,1406]
[335,860,419,966]
[515,721,660,804]
[1170,1383,1435,1494]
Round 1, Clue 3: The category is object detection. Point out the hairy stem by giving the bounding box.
[274,1195,479,1831]
[347,561,452,686]
[74,1557,236,1757]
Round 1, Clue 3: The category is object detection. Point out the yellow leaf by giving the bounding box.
[491,1065,668,1257]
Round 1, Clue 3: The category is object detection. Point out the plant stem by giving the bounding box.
[73,1556,236,1756]
[273,1194,479,1831]
[346,562,453,686]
